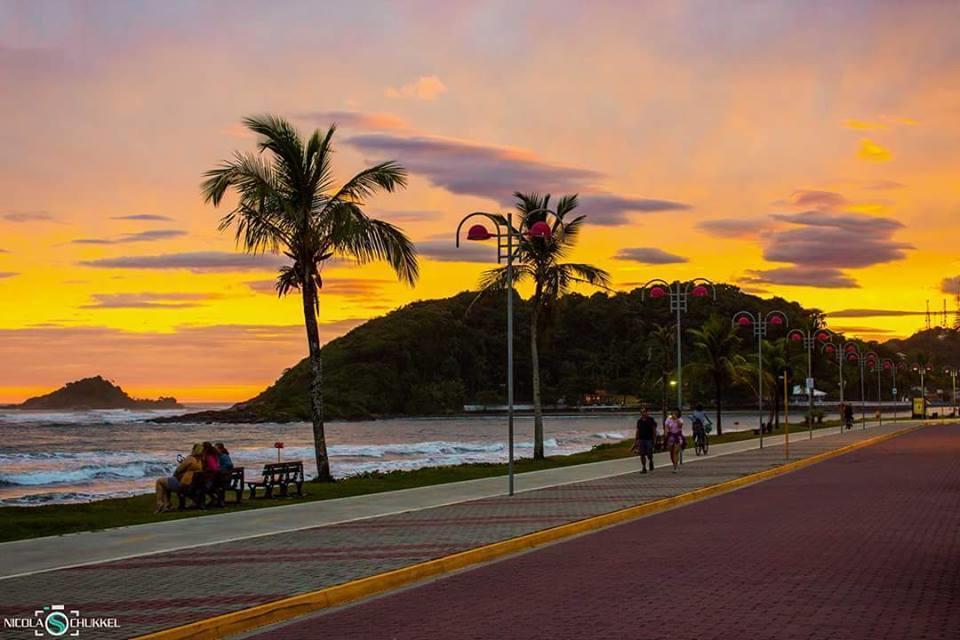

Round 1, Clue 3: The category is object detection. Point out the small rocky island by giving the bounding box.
[16,376,182,410]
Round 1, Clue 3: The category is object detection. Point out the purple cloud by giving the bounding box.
[698,218,771,238]
[372,210,443,223]
[2,211,56,223]
[790,189,848,210]
[81,292,220,309]
[579,194,690,226]
[942,276,960,294]
[72,229,187,245]
[79,251,288,273]
[417,237,497,263]
[827,308,926,318]
[110,214,174,222]
[742,266,858,289]
[0,272,18,279]
[247,277,392,300]
[346,133,690,225]
[764,211,910,270]
[863,180,905,191]
[614,247,688,264]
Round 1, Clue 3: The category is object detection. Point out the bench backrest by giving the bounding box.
[260,461,303,482]
[224,467,244,489]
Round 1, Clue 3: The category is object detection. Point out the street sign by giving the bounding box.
[891,387,897,396]
[806,377,814,390]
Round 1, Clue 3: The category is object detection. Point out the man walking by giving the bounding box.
[634,406,657,473]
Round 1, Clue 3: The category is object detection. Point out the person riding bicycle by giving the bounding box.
[691,404,712,442]
[842,402,854,430]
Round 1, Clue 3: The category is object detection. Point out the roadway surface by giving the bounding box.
[247,424,960,640]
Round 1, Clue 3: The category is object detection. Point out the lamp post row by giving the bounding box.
[452,214,950,496]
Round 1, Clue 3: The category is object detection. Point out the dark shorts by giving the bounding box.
[636,439,654,457]
[165,476,181,491]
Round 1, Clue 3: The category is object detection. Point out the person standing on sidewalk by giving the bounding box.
[665,409,685,473]
[634,406,657,473]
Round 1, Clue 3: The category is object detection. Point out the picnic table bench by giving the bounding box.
[246,460,305,499]
[177,467,245,510]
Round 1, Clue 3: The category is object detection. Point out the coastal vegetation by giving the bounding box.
[202,115,419,481]
[166,285,959,426]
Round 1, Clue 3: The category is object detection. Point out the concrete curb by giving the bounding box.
[133,424,920,640]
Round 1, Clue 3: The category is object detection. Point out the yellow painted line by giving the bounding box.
[133,425,921,640]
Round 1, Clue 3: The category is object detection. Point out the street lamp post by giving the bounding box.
[865,352,882,426]
[821,337,846,434]
[455,211,554,496]
[844,342,867,430]
[732,310,788,448]
[911,362,932,419]
[944,366,958,417]
[881,358,898,422]
[641,279,716,413]
[787,327,834,440]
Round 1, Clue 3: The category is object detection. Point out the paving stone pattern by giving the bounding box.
[0,424,917,639]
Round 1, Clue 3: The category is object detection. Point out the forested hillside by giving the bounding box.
[167,285,960,422]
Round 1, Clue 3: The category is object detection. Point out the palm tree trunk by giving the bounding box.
[661,374,668,425]
[301,281,333,482]
[714,373,724,435]
[531,301,545,460]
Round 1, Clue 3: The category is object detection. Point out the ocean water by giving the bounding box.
[0,405,894,506]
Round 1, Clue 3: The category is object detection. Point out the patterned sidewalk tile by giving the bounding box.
[0,424,913,639]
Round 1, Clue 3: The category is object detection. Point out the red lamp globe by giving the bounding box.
[737,316,752,327]
[527,221,552,239]
[769,315,784,326]
[883,361,892,370]
[466,224,492,241]
[825,344,836,354]
[815,330,831,342]
[650,286,667,299]
[788,330,803,342]
[847,353,858,362]
[691,285,709,297]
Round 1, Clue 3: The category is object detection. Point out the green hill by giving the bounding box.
[18,376,181,410]
[165,286,960,423]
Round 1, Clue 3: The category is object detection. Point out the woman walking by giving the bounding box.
[664,409,685,473]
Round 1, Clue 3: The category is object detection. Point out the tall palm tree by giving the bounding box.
[686,314,749,435]
[478,193,609,459]
[202,115,418,481]
[648,323,676,424]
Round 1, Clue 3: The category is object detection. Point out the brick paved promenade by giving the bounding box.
[250,423,960,640]
[0,422,934,639]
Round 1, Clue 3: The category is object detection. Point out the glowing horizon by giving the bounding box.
[2,1,959,403]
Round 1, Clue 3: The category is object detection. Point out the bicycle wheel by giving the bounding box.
[702,436,709,455]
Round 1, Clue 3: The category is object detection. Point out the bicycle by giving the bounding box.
[693,425,709,455]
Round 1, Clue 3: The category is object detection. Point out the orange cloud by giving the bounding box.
[844,119,887,130]
[857,139,893,162]
[385,75,448,100]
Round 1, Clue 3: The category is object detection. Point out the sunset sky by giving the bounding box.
[1,1,959,402]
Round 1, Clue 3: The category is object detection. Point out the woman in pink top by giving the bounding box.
[664,409,684,472]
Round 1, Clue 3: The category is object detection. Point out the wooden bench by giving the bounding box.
[246,461,304,499]
[177,467,245,510]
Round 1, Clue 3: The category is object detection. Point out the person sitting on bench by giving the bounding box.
[155,443,203,513]
[216,442,234,470]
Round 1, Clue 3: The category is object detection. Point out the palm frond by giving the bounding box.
[327,161,408,204]
[326,202,419,285]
